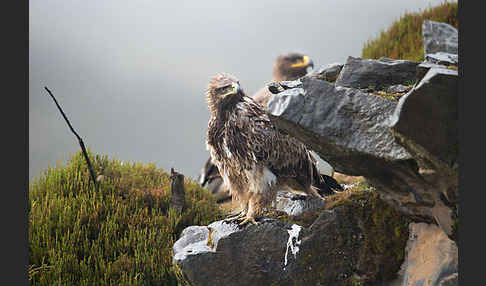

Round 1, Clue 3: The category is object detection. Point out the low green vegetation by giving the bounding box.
[362,1,458,62]
[29,150,223,285]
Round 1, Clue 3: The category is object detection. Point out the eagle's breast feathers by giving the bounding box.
[206,94,315,194]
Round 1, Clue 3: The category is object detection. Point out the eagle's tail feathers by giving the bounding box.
[312,180,334,197]
[310,162,343,197]
[321,174,343,192]
[199,157,215,186]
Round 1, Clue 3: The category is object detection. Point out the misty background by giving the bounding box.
[29,0,447,182]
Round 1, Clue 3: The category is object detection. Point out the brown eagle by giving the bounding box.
[252,52,314,107]
[205,73,341,225]
[199,53,314,200]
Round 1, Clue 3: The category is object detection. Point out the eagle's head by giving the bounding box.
[273,53,314,82]
[206,73,244,114]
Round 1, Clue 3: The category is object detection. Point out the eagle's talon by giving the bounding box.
[238,217,258,226]
[224,211,246,223]
[225,211,242,219]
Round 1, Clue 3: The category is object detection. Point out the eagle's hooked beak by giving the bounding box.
[291,55,314,72]
[232,82,241,94]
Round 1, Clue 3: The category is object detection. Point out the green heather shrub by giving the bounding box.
[29,150,224,285]
[362,1,458,62]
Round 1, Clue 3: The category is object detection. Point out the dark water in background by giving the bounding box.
[29,0,448,182]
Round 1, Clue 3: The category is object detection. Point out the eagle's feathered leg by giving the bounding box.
[239,193,261,226]
[223,177,250,223]
[238,167,278,225]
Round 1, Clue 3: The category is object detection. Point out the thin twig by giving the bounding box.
[43,86,98,189]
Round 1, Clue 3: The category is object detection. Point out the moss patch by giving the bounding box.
[368,83,414,101]
[371,90,406,101]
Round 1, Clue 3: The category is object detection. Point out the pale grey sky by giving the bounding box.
[29,0,450,182]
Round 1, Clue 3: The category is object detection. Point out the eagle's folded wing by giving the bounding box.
[226,101,313,186]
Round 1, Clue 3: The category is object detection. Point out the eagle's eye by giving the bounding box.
[215,82,241,98]
[290,55,310,68]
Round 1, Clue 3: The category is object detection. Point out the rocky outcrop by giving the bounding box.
[422,20,458,55]
[265,56,458,237]
[335,57,419,90]
[173,189,411,286]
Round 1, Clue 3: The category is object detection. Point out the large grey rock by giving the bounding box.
[422,20,458,55]
[396,223,458,286]
[267,76,414,178]
[173,194,409,286]
[389,67,458,180]
[266,76,457,235]
[335,56,419,90]
[173,219,297,286]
